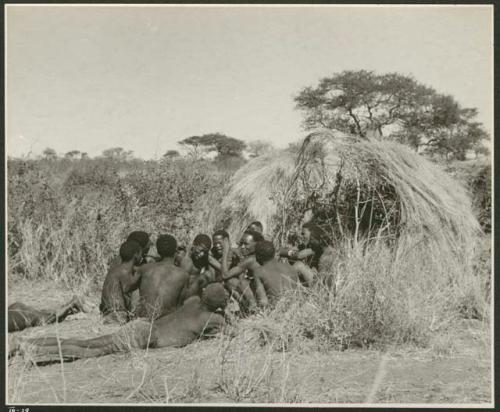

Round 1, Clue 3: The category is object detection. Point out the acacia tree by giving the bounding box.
[163,149,180,159]
[178,133,246,159]
[295,70,488,159]
[42,147,57,160]
[65,150,81,159]
[102,147,133,160]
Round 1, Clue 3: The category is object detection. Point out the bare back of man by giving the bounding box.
[135,261,188,320]
[254,240,300,306]
[255,260,300,304]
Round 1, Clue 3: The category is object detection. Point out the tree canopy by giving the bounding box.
[101,147,134,160]
[295,70,489,160]
[178,133,246,158]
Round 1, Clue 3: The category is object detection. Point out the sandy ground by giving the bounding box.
[7,280,492,405]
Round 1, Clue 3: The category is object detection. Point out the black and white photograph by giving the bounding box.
[5,3,493,407]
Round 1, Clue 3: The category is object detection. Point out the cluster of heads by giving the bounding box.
[119,220,329,268]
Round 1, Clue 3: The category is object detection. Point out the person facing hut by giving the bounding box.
[127,231,155,264]
[247,221,263,234]
[9,284,229,363]
[100,240,143,324]
[8,296,90,333]
[253,240,300,307]
[134,234,189,320]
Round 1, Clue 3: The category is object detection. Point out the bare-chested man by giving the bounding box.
[9,284,229,363]
[279,223,331,286]
[220,230,265,311]
[134,234,189,320]
[179,234,216,301]
[99,240,142,324]
[253,240,300,307]
[8,296,90,333]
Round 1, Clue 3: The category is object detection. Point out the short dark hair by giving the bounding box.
[212,229,229,239]
[255,240,275,263]
[193,233,212,250]
[119,240,141,262]
[126,231,150,249]
[248,221,263,232]
[156,234,177,258]
[243,230,264,243]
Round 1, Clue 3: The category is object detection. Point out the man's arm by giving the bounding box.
[278,247,315,260]
[252,276,269,308]
[122,266,142,294]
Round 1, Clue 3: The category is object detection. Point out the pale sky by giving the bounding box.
[6,5,493,159]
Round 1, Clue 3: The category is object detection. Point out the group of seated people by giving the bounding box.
[8,221,330,363]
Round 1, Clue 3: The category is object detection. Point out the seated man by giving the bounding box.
[179,234,216,301]
[99,240,143,324]
[253,240,300,307]
[278,223,331,286]
[134,234,189,320]
[210,230,240,280]
[9,284,229,363]
[8,295,90,333]
[220,230,265,312]
[110,231,155,267]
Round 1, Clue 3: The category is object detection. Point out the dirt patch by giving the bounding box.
[7,281,492,405]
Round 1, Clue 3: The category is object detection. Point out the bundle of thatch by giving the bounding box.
[208,130,480,266]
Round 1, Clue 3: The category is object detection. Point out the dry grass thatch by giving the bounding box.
[209,129,480,265]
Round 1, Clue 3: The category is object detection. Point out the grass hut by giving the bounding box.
[212,129,480,263]
[207,130,486,345]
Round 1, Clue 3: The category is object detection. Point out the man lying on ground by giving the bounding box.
[9,284,229,363]
[8,295,90,333]
[99,240,143,324]
[134,234,189,320]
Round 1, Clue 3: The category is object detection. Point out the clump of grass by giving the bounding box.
[235,238,488,351]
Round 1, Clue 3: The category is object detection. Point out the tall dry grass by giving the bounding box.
[7,157,228,293]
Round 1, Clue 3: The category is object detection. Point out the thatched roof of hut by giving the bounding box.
[209,130,480,264]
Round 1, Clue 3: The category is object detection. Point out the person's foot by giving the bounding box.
[70,295,92,313]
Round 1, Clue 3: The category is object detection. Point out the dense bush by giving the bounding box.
[7,157,226,291]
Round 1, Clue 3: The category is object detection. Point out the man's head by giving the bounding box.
[191,234,212,268]
[255,240,275,265]
[119,240,142,265]
[212,229,229,258]
[126,231,152,257]
[156,234,177,259]
[238,230,264,257]
[247,221,263,234]
[201,283,228,312]
[301,223,330,248]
